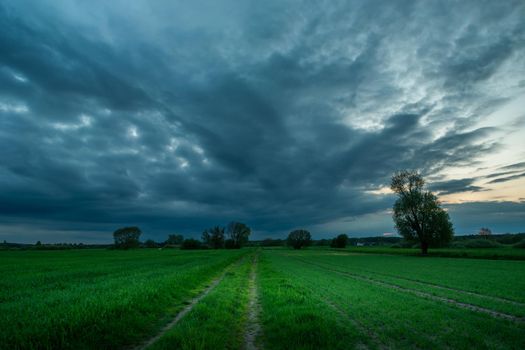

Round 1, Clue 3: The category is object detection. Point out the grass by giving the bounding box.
[148,253,255,350]
[0,249,248,349]
[344,246,525,260]
[305,250,525,304]
[2,247,524,349]
[258,249,525,349]
[257,252,362,349]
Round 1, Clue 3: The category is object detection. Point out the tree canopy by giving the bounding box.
[226,221,251,248]
[113,226,141,249]
[287,229,312,249]
[202,226,225,249]
[391,170,454,254]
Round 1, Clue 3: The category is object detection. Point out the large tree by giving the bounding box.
[202,226,225,249]
[113,226,141,249]
[287,229,312,249]
[226,221,251,248]
[391,170,454,254]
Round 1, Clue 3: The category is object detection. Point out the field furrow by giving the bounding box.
[312,251,525,303]
[135,257,244,350]
[2,248,524,350]
[0,249,248,349]
[292,257,525,322]
[260,249,525,349]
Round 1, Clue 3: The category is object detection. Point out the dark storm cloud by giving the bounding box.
[0,0,524,242]
[446,201,525,234]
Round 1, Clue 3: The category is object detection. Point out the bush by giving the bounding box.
[450,241,466,248]
[180,239,202,250]
[497,234,525,245]
[330,234,348,248]
[224,239,239,249]
[260,238,284,247]
[144,239,157,248]
[166,234,184,245]
[389,240,413,248]
[315,239,331,246]
[458,239,500,248]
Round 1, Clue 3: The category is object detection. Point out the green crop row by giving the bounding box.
[148,253,254,349]
[0,249,248,349]
[294,249,525,302]
[260,250,525,349]
[2,248,524,349]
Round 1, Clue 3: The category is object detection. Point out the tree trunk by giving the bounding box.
[421,241,429,255]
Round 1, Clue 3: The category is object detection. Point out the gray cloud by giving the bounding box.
[428,178,484,195]
[446,201,525,234]
[499,162,525,170]
[487,172,525,184]
[485,170,523,179]
[0,0,524,242]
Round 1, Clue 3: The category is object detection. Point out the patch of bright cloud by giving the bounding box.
[52,114,92,131]
[0,101,29,114]
[127,125,139,138]
[12,73,28,83]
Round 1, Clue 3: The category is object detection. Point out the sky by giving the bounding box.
[0,0,524,243]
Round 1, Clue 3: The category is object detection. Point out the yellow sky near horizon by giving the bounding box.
[440,177,525,204]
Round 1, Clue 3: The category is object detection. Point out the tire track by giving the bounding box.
[133,258,243,350]
[293,257,525,323]
[286,266,447,350]
[316,260,525,307]
[244,253,262,350]
[291,273,387,350]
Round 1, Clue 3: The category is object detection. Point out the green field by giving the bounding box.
[1,248,524,349]
[344,246,525,260]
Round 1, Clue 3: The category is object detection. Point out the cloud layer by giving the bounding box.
[1,1,524,242]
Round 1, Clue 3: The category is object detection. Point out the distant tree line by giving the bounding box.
[3,232,525,251]
[0,241,101,250]
[9,165,522,255]
[196,222,252,249]
[110,221,253,250]
[110,225,316,250]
